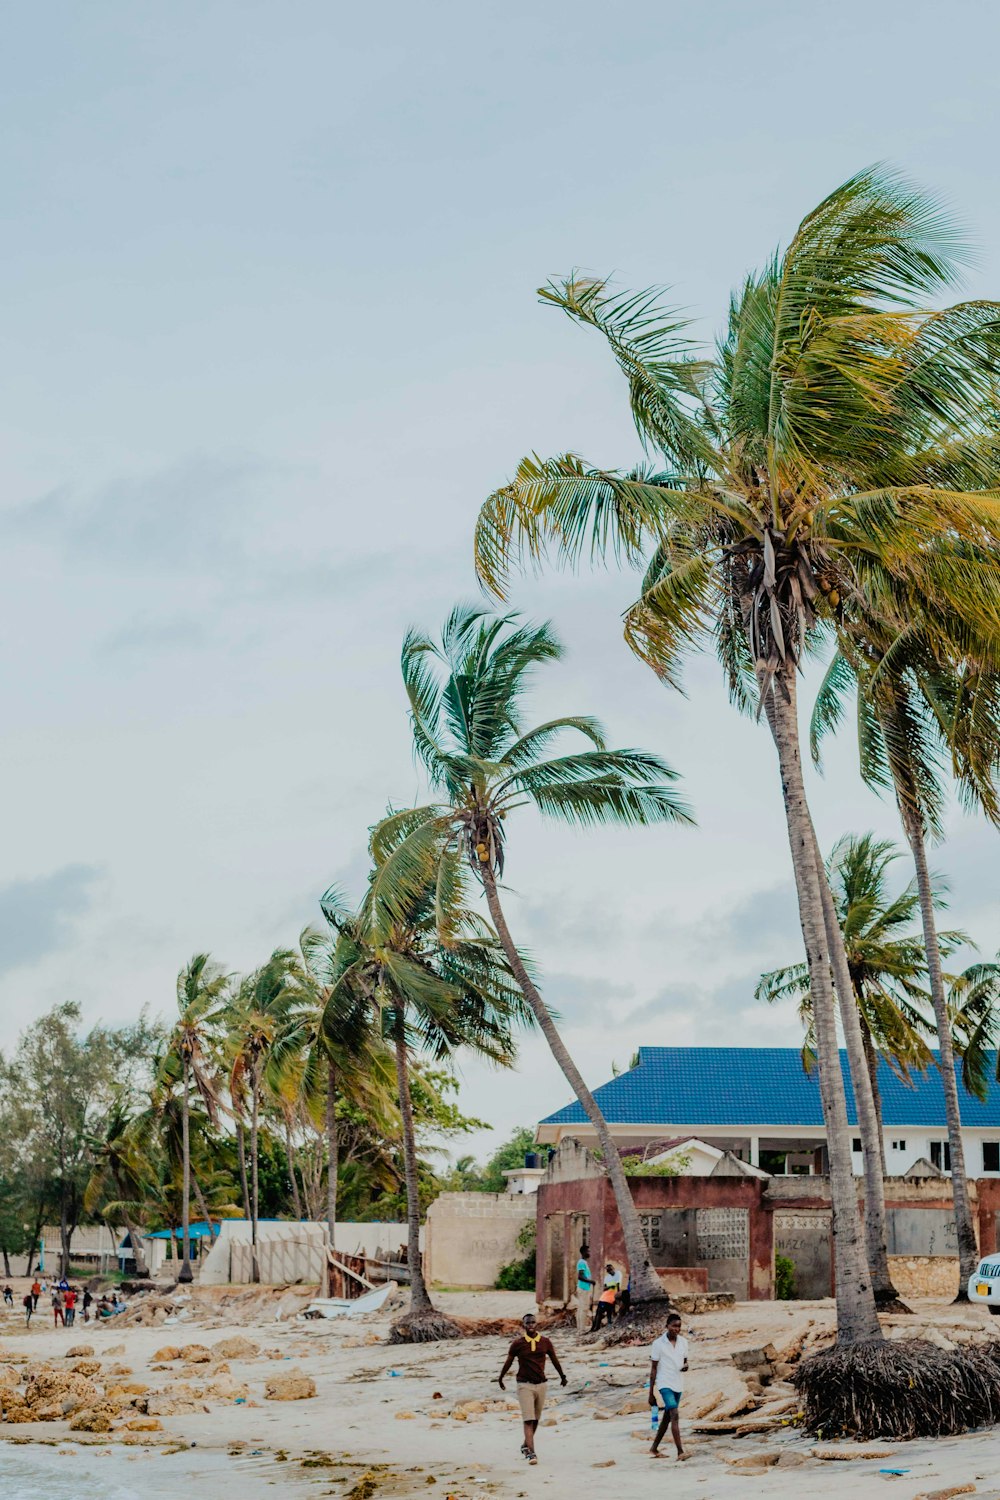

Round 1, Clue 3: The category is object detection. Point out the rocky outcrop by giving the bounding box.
[264,1370,316,1401]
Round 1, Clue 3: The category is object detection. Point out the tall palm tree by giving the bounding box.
[474,169,1000,1344]
[812,631,1000,1294]
[163,955,228,1283]
[85,1100,154,1278]
[321,837,529,1340]
[228,950,300,1281]
[375,604,693,1310]
[758,833,967,1168]
[271,926,396,1249]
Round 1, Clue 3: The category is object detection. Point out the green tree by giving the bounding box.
[812,629,1000,1295]
[380,605,692,1312]
[84,1099,155,1277]
[474,168,1000,1345]
[162,954,229,1283]
[758,833,966,1166]
[321,829,528,1340]
[228,950,300,1280]
[476,1126,538,1193]
[274,926,397,1247]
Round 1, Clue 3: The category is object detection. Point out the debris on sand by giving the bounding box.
[797,1337,1000,1440]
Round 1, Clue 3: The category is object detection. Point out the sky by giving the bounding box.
[3,0,999,1163]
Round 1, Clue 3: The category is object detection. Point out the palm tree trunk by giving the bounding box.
[812,834,898,1304]
[858,1016,887,1176]
[902,802,979,1295]
[765,667,882,1344]
[392,1011,434,1313]
[179,1057,193,1284]
[481,864,664,1305]
[326,1056,338,1251]
[284,1117,303,1221]
[235,1117,252,1221]
[250,1071,260,1284]
[119,1201,150,1278]
[192,1173,216,1243]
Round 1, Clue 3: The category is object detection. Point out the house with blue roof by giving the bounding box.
[537,1047,1000,1178]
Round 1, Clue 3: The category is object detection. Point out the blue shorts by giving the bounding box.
[658,1388,682,1411]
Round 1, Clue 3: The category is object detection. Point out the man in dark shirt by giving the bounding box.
[498,1313,567,1465]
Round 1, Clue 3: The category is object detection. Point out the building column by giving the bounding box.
[748,1136,760,1168]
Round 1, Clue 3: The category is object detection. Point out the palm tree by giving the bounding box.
[758,833,967,1168]
[227,950,300,1282]
[163,955,228,1283]
[321,836,529,1341]
[474,169,1000,1344]
[376,604,693,1311]
[85,1100,154,1278]
[812,631,1000,1295]
[271,926,396,1250]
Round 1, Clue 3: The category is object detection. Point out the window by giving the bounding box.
[639,1213,662,1251]
[890,1140,907,1152]
[984,1142,1000,1173]
[930,1141,952,1171]
[852,1138,863,1153]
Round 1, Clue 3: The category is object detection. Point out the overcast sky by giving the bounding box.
[3,0,999,1162]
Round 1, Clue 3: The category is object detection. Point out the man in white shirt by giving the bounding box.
[648,1312,690,1460]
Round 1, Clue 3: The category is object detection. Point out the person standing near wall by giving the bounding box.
[574,1245,595,1336]
[590,1263,621,1331]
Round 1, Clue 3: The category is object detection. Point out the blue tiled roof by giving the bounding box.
[541,1047,1000,1129]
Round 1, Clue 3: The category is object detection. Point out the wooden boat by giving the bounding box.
[303,1280,398,1319]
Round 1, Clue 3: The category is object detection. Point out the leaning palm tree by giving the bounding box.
[474,168,1000,1345]
[228,950,301,1281]
[162,954,228,1283]
[812,628,1000,1295]
[758,833,967,1165]
[374,604,693,1313]
[271,926,397,1248]
[85,1099,155,1278]
[321,835,530,1342]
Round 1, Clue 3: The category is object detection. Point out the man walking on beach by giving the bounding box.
[22,1292,33,1326]
[30,1279,40,1310]
[52,1289,64,1328]
[649,1312,690,1461]
[498,1313,567,1465]
[64,1287,77,1326]
[575,1245,595,1335]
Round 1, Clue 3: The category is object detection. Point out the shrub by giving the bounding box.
[775,1253,797,1300]
[496,1249,536,1291]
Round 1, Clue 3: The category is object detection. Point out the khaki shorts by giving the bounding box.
[516,1382,547,1420]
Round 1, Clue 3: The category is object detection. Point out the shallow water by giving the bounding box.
[0,1442,299,1497]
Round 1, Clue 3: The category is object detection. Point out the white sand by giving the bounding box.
[4,1287,1000,1498]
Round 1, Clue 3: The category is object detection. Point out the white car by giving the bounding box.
[968,1257,1000,1313]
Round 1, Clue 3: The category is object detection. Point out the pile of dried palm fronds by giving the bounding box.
[455,1308,575,1338]
[389,1308,462,1344]
[795,1337,1000,1439]
[591,1297,677,1347]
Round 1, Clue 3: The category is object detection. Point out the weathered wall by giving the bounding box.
[888,1256,962,1298]
[228,1225,329,1285]
[536,1163,772,1301]
[536,1156,1000,1303]
[774,1210,832,1298]
[424,1192,534,1289]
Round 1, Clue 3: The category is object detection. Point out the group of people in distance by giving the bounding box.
[4,1276,125,1327]
[497,1241,690,1465]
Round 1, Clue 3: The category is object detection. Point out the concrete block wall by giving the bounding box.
[424,1192,534,1289]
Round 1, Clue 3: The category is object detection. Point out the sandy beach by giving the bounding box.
[3,1285,1000,1498]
